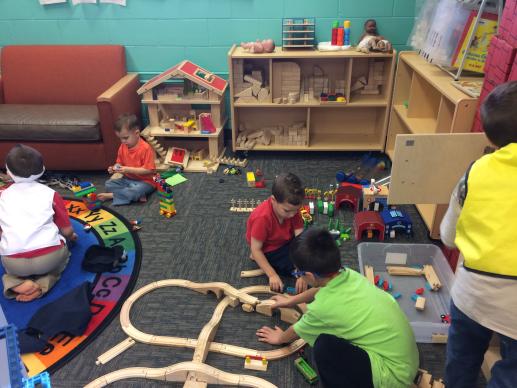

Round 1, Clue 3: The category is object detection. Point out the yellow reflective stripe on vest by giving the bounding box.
[455,143,517,277]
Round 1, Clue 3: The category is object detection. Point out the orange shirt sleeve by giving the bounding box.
[141,142,156,171]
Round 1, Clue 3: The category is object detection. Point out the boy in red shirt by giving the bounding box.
[98,113,156,206]
[246,173,306,293]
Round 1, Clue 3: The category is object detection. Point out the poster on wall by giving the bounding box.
[100,0,126,4]
[39,0,67,4]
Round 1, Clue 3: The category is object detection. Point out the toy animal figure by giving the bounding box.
[241,39,275,54]
[356,19,392,53]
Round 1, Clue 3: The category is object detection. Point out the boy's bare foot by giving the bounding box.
[11,280,39,295]
[138,195,147,203]
[97,192,114,202]
[16,288,42,302]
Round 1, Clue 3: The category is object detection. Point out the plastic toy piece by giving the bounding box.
[0,324,24,388]
[23,372,51,388]
[294,357,318,384]
[415,296,426,311]
[440,314,451,324]
[382,280,389,291]
[392,292,402,300]
[283,286,296,295]
[415,288,424,295]
[246,172,256,187]
[88,283,306,388]
[364,265,375,284]
[244,355,268,371]
[374,274,380,285]
[335,183,362,212]
[385,252,407,265]
[354,211,385,241]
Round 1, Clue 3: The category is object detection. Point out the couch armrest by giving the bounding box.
[0,75,4,104]
[97,73,141,165]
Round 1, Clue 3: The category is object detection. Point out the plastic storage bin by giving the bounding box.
[358,243,454,343]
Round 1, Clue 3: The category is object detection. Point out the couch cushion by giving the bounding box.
[1,45,126,104]
[0,105,101,142]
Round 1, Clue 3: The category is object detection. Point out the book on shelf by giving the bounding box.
[451,10,498,74]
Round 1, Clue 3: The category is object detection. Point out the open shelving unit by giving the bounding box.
[228,45,396,152]
[386,51,479,238]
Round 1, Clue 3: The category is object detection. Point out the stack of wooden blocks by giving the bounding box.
[233,60,270,103]
[361,60,385,95]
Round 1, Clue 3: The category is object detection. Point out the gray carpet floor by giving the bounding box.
[48,151,486,387]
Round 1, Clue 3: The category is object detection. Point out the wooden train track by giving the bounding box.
[87,281,305,388]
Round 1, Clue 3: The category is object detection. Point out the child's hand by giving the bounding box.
[69,232,78,242]
[269,275,284,293]
[256,325,286,345]
[108,165,114,174]
[271,294,291,309]
[295,277,308,294]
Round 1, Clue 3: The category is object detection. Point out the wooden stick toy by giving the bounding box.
[387,265,442,291]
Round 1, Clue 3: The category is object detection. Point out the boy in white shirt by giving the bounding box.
[0,144,76,302]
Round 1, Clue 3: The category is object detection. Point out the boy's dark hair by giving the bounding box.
[480,81,517,147]
[272,173,304,206]
[290,227,341,275]
[114,113,140,133]
[5,144,44,178]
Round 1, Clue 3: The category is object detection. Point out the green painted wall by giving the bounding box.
[0,0,415,77]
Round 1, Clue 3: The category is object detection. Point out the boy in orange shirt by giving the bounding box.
[98,113,156,205]
[246,173,307,293]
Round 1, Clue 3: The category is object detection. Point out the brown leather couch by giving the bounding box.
[0,45,140,170]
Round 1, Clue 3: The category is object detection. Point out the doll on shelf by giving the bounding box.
[357,19,393,54]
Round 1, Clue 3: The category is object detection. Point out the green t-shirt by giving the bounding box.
[293,269,419,388]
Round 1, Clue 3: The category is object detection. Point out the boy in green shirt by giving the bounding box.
[256,227,419,388]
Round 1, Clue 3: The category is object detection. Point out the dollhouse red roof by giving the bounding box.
[137,60,228,95]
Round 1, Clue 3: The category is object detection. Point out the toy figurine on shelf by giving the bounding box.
[240,39,275,54]
[357,19,393,54]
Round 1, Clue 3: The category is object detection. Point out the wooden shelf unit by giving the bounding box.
[386,52,479,238]
[228,45,396,152]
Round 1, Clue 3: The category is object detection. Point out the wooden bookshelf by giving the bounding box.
[228,45,396,151]
[386,52,479,239]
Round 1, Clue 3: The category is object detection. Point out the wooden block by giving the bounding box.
[423,265,441,291]
[431,333,448,344]
[364,265,375,284]
[235,86,253,97]
[482,346,501,380]
[415,296,426,311]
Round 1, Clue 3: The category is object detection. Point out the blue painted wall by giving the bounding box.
[0,0,415,76]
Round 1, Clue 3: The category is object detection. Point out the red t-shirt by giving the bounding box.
[116,138,156,186]
[246,197,304,253]
[7,192,70,258]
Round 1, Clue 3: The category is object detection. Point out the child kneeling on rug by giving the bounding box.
[98,113,156,206]
[256,227,419,388]
[246,172,307,293]
[0,144,77,302]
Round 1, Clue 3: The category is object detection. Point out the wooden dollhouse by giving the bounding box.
[138,60,228,172]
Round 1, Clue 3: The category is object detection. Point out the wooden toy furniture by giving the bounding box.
[227,45,395,151]
[386,51,477,239]
[138,60,228,173]
[0,45,140,171]
[380,208,412,238]
[354,211,385,241]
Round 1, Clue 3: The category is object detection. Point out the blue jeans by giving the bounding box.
[265,242,294,277]
[446,301,517,388]
[104,177,154,206]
